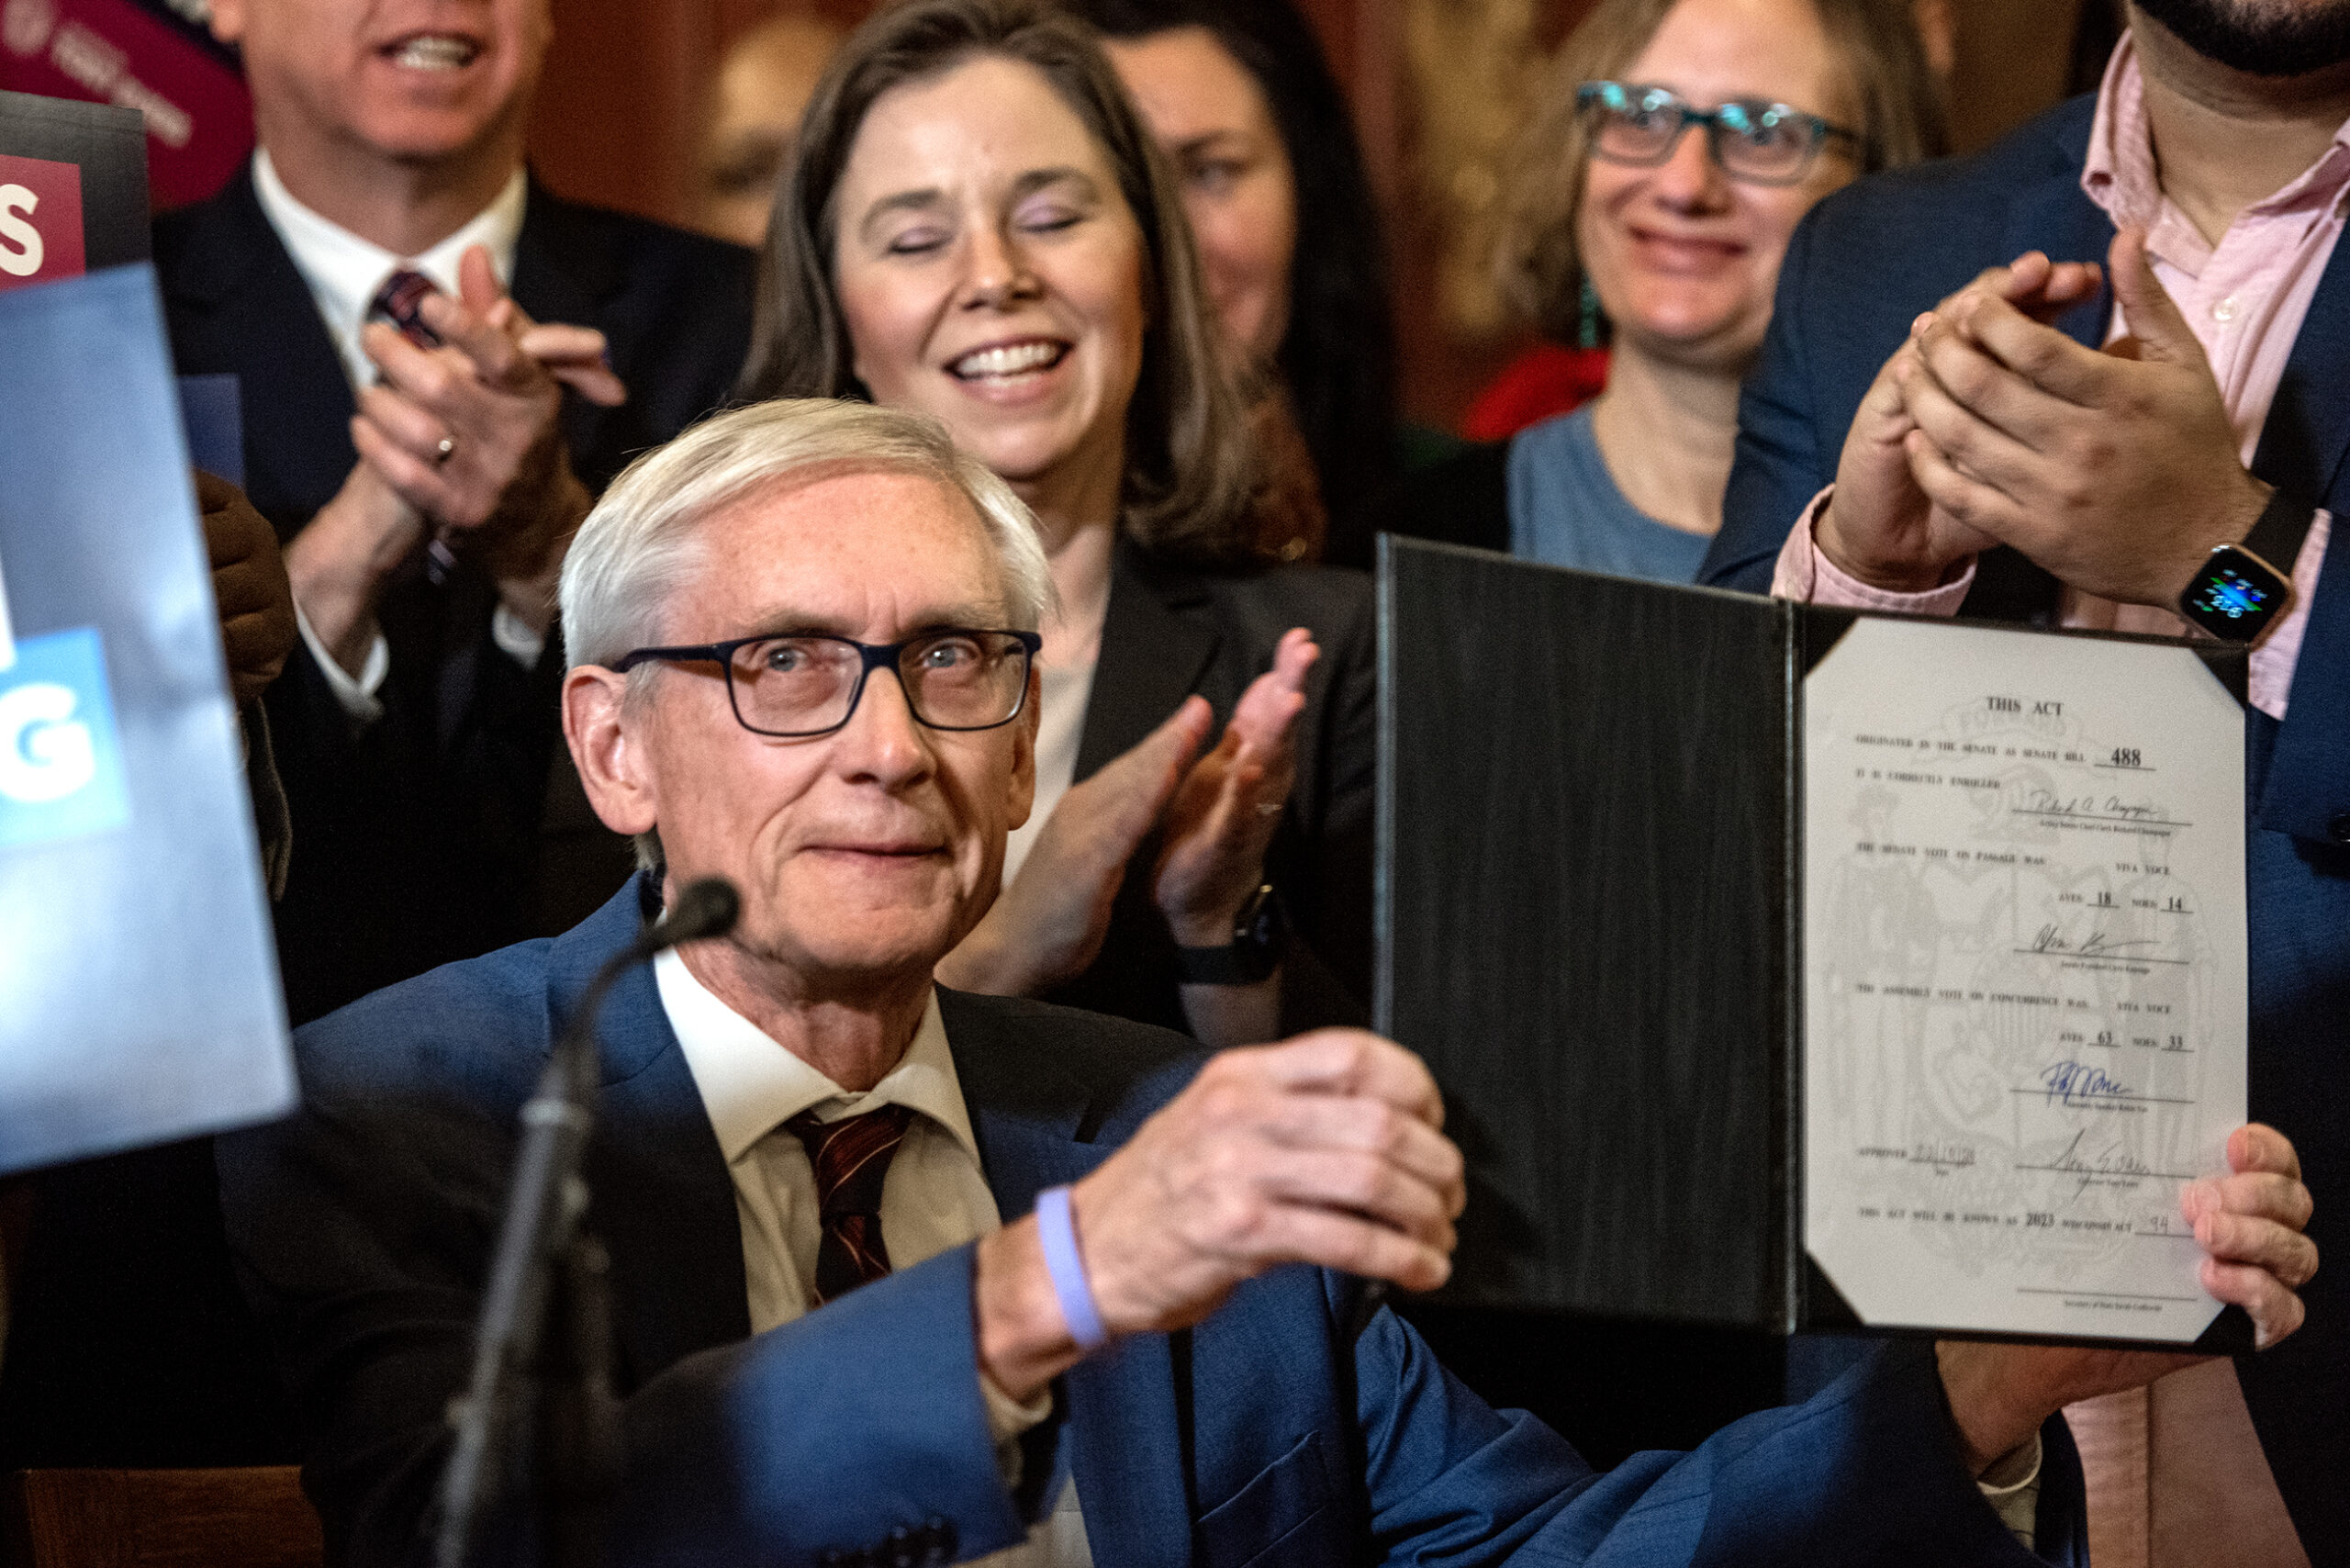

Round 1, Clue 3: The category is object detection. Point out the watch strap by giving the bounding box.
[2241,485,2318,577]
[1173,884,1286,985]
[1171,943,1273,986]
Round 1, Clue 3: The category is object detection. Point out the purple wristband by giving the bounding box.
[1034,1185,1107,1351]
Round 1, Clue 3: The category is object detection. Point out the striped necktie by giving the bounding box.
[362,267,462,581]
[366,267,444,349]
[787,1104,914,1307]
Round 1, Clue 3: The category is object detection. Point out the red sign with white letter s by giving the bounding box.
[0,150,84,289]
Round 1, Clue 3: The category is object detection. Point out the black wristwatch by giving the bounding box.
[2176,487,2312,643]
[1173,883,1290,985]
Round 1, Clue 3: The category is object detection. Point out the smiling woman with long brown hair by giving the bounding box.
[739,0,1374,1049]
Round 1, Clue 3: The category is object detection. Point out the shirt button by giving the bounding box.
[2329,812,2350,847]
[2213,296,2241,323]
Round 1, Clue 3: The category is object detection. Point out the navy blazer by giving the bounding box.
[218,878,2085,1567]
[1703,95,2350,1556]
[155,163,757,1024]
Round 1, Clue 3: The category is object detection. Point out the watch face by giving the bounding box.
[2185,562,2280,625]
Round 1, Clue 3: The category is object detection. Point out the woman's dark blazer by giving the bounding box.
[1041,541,1374,1036]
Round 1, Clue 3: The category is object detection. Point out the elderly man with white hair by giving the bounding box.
[218,399,2318,1568]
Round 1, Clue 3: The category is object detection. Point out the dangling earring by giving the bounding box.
[1577,275,1605,351]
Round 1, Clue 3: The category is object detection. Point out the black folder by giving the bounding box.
[1373,536,2250,1350]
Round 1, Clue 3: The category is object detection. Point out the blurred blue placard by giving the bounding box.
[0,264,292,1174]
[176,373,242,486]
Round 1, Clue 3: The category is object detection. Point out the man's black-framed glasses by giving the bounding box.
[1576,81,1863,185]
[614,628,1043,738]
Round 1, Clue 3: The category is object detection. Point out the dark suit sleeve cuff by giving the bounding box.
[1685,1340,2084,1566]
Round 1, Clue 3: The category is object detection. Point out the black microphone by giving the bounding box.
[544,876,742,1101]
[435,877,740,1568]
[642,876,741,956]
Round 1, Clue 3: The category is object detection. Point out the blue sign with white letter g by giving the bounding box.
[0,626,130,849]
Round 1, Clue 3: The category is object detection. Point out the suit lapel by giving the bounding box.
[1075,544,1222,781]
[167,165,359,532]
[510,180,625,339]
[1966,103,2116,625]
[2004,100,2117,353]
[509,183,636,487]
[2251,232,2350,504]
[943,992,1196,1568]
[561,880,751,1387]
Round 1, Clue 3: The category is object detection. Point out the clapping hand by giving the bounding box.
[351,246,626,600]
[1937,1123,2317,1473]
[1819,250,2104,592]
[1891,227,2270,608]
[937,632,1319,1003]
[938,695,1215,997]
[1156,627,1316,946]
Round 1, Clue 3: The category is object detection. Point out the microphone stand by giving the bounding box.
[434,879,739,1568]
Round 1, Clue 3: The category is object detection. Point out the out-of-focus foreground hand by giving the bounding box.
[1936,1123,2317,1474]
[977,1029,1463,1401]
[196,470,296,708]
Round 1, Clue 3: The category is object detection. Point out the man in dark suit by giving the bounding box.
[219,398,2318,1567]
[159,0,755,1024]
[1701,4,2349,1555]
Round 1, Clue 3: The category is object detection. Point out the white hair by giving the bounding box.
[560,398,1058,673]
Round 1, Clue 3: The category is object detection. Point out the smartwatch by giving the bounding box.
[2176,487,2312,644]
[1174,883,1289,985]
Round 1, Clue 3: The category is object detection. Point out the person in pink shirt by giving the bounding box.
[1704,3,2350,1562]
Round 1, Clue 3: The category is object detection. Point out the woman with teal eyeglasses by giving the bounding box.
[1386,0,1945,583]
[1383,0,1953,1475]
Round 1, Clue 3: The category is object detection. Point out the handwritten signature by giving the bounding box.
[2039,1059,2134,1107]
[2041,1128,2155,1198]
[2022,789,2158,821]
[2030,924,2156,958]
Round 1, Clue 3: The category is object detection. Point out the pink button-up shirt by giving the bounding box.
[1775,38,2337,1566]
[1774,35,2344,722]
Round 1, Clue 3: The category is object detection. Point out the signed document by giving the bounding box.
[1804,618,2246,1343]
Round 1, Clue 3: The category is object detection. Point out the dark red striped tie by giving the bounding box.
[361,267,460,581]
[366,267,445,349]
[787,1104,914,1307]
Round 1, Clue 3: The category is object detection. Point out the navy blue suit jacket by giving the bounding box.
[1703,95,2350,1557]
[218,879,2085,1567]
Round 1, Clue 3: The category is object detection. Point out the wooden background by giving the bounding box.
[525,0,2106,431]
